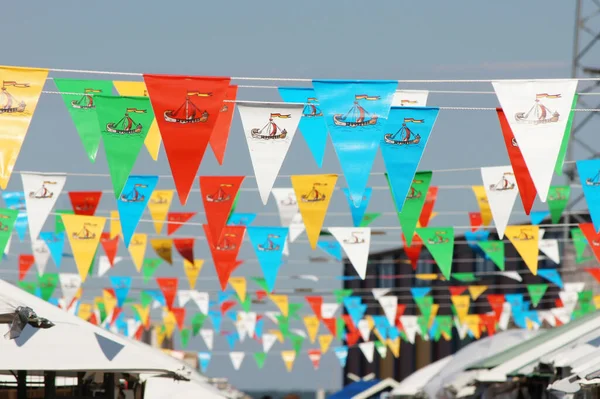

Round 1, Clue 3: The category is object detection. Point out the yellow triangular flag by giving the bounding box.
[0,67,49,189]
[133,304,150,328]
[62,214,105,282]
[303,316,320,343]
[468,285,488,301]
[103,289,117,317]
[110,210,121,239]
[318,334,333,354]
[416,212,438,228]
[387,337,401,358]
[415,274,438,281]
[183,259,204,289]
[268,330,284,343]
[270,294,289,317]
[291,174,338,249]
[281,350,296,372]
[472,186,492,226]
[77,303,93,321]
[505,225,540,275]
[228,276,246,302]
[163,310,177,339]
[113,81,162,161]
[525,318,535,331]
[428,304,439,328]
[156,327,166,347]
[464,315,481,339]
[128,233,147,272]
[451,295,470,322]
[593,295,600,309]
[147,190,174,234]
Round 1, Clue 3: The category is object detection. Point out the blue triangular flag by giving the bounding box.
[255,318,264,339]
[227,213,257,227]
[95,333,124,361]
[312,80,398,207]
[226,332,239,350]
[372,315,390,340]
[342,188,372,227]
[147,289,165,307]
[537,269,564,288]
[278,87,329,168]
[464,230,490,251]
[577,159,600,232]
[317,240,342,261]
[505,293,524,311]
[410,287,431,299]
[198,352,211,373]
[381,107,439,212]
[388,326,400,341]
[109,276,132,307]
[117,175,158,247]
[530,211,550,225]
[334,346,348,367]
[226,310,237,322]
[218,290,234,304]
[343,296,367,327]
[40,231,65,268]
[209,310,222,334]
[48,298,60,307]
[247,227,289,292]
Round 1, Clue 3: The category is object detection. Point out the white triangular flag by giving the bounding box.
[289,213,305,242]
[321,303,339,319]
[359,341,375,363]
[372,288,391,300]
[537,310,556,327]
[559,291,579,316]
[21,172,67,240]
[496,271,523,282]
[492,80,578,201]
[539,239,560,264]
[192,292,209,315]
[329,227,371,279]
[551,307,572,324]
[357,319,371,342]
[97,255,120,277]
[283,240,290,256]
[564,282,585,293]
[264,311,280,324]
[262,333,278,353]
[271,188,300,227]
[400,315,419,344]
[59,273,81,306]
[235,320,247,342]
[238,103,304,204]
[240,312,257,339]
[177,290,193,307]
[4,236,11,255]
[539,228,546,240]
[499,303,512,331]
[454,317,469,339]
[200,329,214,350]
[229,352,245,370]
[375,343,387,358]
[32,239,51,275]
[378,296,398,326]
[481,165,519,239]
[392,90,429,107]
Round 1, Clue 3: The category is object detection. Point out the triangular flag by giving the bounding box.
[40,232,65,268]
[572,227,593,264]
[150,238,172,265]
[547,186,570,224]
[229,277,246,302]
[577,159,600,232]
[62,214,105,282]
[0,209,17,255]
[147,190,174,234]
[391,171,432,245]
[392,90,429,106]
[228,212,257,227]
[141,259,161,283]
[143,75,231,204]
[238,102,303,204]
[281,350,296,372]
[579,223,600,262]
[209,85,238,165]
[173,238,194,264]
[419,187,439,228]
[18,254,34,280]
[128,234,147,272]
[468,285,488,301]
[527,284,548,307]
[200,176,245,241]
[303,316,320,343]
[317,240,342,261]
[247,226,288,292]
[109,276,132,308]
[402,233,423,270]
[183,259,203,290]
[100,232,119,266]
[329,227,371,279]
[472,186,493,226]
[203,224,245,290]
[492,80,578,201]
[537,268,564,288]
[68,191,102,216]
[2,192,28,241]
[59,273,81,306]
[156,277,178,311]
[109,210,121,238]
[481,165,519,239]
[530,211,550,225]
[229,352,245,371]
[360,212,381,227]
[478,240,505,271]
[417,227,455,279]
[312,80,397,207]
[32,239,51,275]
[254,352,267,369]
[271,188,299,227]
[505,225,540,275]
[291,174,337,249]
[539,239,560,264]
[167,212,196,235]
[343,188,372,227]
[381,107,439,212]
[318,334,333,354]
[555,94,579,174]
[117,175,158,247]
[22,173,67,240]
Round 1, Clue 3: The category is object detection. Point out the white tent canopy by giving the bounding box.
[391,356,453,397]
[142,374,231,399]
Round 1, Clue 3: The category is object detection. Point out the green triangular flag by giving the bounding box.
[37,273,58,301]
[18,281,37,296]
[417,315,429,337]
[192,313,207,336]
[0,209,17,254]
[359,212,381,227]
[95,95,154,198]
[415,296,433,321]
[180,328,191,348]
[54,79,115,163]
[478,240,505,271]
[276,315,290,338]
[140,290,154,308]
[437,315,453,340]
[251,277,269,292]
[240,296,252,312]
[142,258,162,283]
[97,302,108,323]
[399,330,408,342]
[227,192,241,223]
[547,186,570,224]
[390,171,432,246]
[289,303,303,320]
[527,284,548,307]
[333,289,353,304]
[254,352,267,369]
[55,210,74,234]
[336,317,345,341]
[87,247,99,277]
[578,290,593,304]
[375,341,387,358]
[571,228,593,264]
[290,334,305,354]
[452,273,477,283]
[416,227,455,279]
[555,93,578,175]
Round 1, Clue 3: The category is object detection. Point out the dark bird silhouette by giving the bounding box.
[0,306,55,339]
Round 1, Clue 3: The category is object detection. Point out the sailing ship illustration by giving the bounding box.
[0,81,29,114]
[72,223,97,240]
[155,244,171,258]
[29,181,57,199]
[150,193,168,205]
[333,95,380,127]
[489,172,516,192]
[34,244,48,254]
[513,228,534,241]
[427,231,449,245]
[216,233,237,251]
[63,278,80,290]
[205,184,232,203]
[130,237,144,246]
[400,99,418,106]
[514,93,561,125]
[384,118,424,145]
[280,193,297,206]
[343,231,366,245]
[164,91,211,124]
[301,183,327,203]
[586,170,600,186]
[548,188,568,201]
[257,234,280,252]
[303,98,323,117]
[251,113,290,140]
[0,214,10,232]
[106,108,146,134]
[71,88,102,109]
[74,198,97,213]
[406,186,422,200]
[120,184,148,203]
[592,239,600,247]
[485,243,501,253]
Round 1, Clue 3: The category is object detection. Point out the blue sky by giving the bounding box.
[2,0,583,392]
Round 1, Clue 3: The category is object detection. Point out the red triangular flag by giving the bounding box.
[449,286,468,296]
[110,307,123,326]
[167,212,196,235]
[68,191,102,216]
[88,313,98,326]
[346,329,361,346]
[402,233,423,270]
[585,268,600,284]
[134,325,144,341]
[555,298,564,308]
[100,232,119,266]
[322,318,337,336]
[418,187,438,228]
[221,300,237,315]
[209,85,238,165]
[480,314,496,336]
[171,307,186,330]
[496,108,537,215]
[308,349,322,370]
[468,212,482,232]
[395,304,407,329]
[156,277,178,310]
[203,224,245,290]
[143,75,231,205]
[342,314,358,332]
[18,254,34,280]
[487,294,505,321]
[256,290,268,301]
[579,223,600,262]
[200,176,245,241]
[173,238,194,264]
[305,296,323,320]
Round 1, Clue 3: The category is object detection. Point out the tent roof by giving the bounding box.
[352,378,401,399]
[143,375,228,399]
[328,380,380,399]
[391,356,453,397]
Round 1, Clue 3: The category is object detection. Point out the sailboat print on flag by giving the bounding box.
[342,188,372,227]
[577,159,600,232]
[278,88,329,168]
[329,227,371,279]
[238,103,304,205]
[381,107,439,212]
[21,173,67,240]
[481,166,520,239]
[492,80,578,202]
[391,90,429,107]
[247,227,289,292]
[312,80,398,207]
[117,175,158,247]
